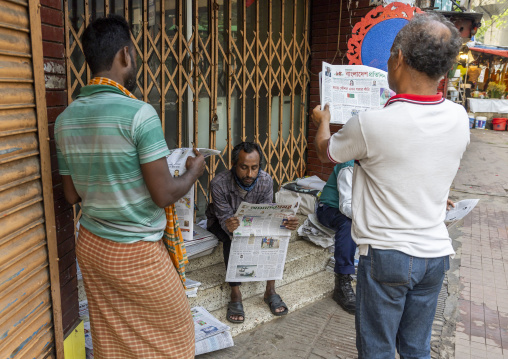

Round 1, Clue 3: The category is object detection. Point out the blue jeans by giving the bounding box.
[356,247,449,359]
[316,204,356,275]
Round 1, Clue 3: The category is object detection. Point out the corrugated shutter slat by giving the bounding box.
[0,0,57,356]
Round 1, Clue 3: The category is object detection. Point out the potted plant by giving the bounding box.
[487,83,507,99]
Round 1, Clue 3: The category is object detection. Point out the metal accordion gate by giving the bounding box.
[64,0,310,216]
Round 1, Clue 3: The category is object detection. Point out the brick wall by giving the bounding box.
[307,0,375,180]
[40,0,79,336]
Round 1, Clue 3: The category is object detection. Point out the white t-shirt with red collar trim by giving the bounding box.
[327,93,470,258]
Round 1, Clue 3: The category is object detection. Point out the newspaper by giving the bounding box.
[445,199,479,221]
[192,306,234,355]
[297,213,335,249]
[225,200,300,282]
[195,331,234,356]
[320,62,391,124]
[192,306,231,342]
[232,200,301,237]
[185,278,202,298]
[166,148,220,241]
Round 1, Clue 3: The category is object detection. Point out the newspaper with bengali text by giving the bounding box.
[192,306,234,355]
[320,62,392,124]
[225,199,300,282]
[166,148,220,241]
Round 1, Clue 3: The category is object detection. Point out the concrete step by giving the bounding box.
[186,242,224,272]
[208,270,335,337]
[187,239,330,312]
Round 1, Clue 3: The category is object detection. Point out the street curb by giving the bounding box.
[435,217,465,358]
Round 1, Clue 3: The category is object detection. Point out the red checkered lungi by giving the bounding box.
[77,226,195,359]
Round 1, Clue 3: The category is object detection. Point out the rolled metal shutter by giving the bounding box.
[0,0,63,358]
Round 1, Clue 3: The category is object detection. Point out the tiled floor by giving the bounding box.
[454,205,508,358]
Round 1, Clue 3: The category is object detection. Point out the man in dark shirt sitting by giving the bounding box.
[206,142,298,324]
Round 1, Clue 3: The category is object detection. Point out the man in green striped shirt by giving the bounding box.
[55,15,203,358]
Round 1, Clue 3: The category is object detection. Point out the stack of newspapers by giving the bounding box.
[192,306,234,356]
[185,278,202,298]
[297,214,336,249]
[185,225,219,259]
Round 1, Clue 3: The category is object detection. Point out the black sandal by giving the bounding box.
[226,301,245,324]
[264,294,288,316]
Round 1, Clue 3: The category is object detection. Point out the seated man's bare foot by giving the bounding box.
[227,287,244,323]
[264,282,288,316]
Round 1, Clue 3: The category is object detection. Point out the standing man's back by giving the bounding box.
[56,85,168,241]
[312,13,468,359]
[55,15,204,358]
[342,97,469,256]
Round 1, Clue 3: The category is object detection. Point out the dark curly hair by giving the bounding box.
[232,142,264,168]
[82,15,132,75]
[390,13,462,80]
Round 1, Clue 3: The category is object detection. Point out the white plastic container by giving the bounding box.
[475,116,487,130]
[467,113,475,129]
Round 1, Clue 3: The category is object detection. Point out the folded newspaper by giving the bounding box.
[225,199,301,282]
[297,213,335,249]
[320,62,392,124]
[192,306,234,356]
[166,148,220,241]
[186,225,219,259]
[185,278,202,298]
[445,199,479,221]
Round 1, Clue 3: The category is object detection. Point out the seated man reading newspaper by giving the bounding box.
[206,142,299,324]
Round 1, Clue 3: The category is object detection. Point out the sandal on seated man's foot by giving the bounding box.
[264,294,288,316]
[226,301,245,324]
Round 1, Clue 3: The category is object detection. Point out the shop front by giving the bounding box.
[65,0,311,221]
[457,42,508,128]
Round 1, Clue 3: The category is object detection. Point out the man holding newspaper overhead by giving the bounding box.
[206,142,299,324]
[311,13,469,359]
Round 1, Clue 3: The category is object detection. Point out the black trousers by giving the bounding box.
[208,221,241,287]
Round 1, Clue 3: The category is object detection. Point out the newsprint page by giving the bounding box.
[321,62,391,124]
[166,148,220,241]
[225,199,301,283]
[192,306,234,355]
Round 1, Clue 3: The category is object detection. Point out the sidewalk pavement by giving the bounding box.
[200,129,508,359]
[450,129,508,359]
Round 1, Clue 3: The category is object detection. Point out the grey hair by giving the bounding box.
[390,13,462,80]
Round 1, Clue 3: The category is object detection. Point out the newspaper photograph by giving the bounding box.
[320,62,392,124]
[225,199,300,282]
[166,148,220,241]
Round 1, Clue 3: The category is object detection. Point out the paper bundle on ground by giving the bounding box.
[297,213,335,249]
[296,175,326,191]
[186,225,219,259]
[79,300,89,318]
[192,306,234,356]
[185,278,202,298]
[84,321,94,359]
[320,62,391,124]
[275,176,324,216]
[225,199,300,282]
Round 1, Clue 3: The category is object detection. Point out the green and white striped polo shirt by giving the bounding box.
[55,85,171,243]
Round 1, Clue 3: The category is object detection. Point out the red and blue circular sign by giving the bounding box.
[347,2,423,72]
